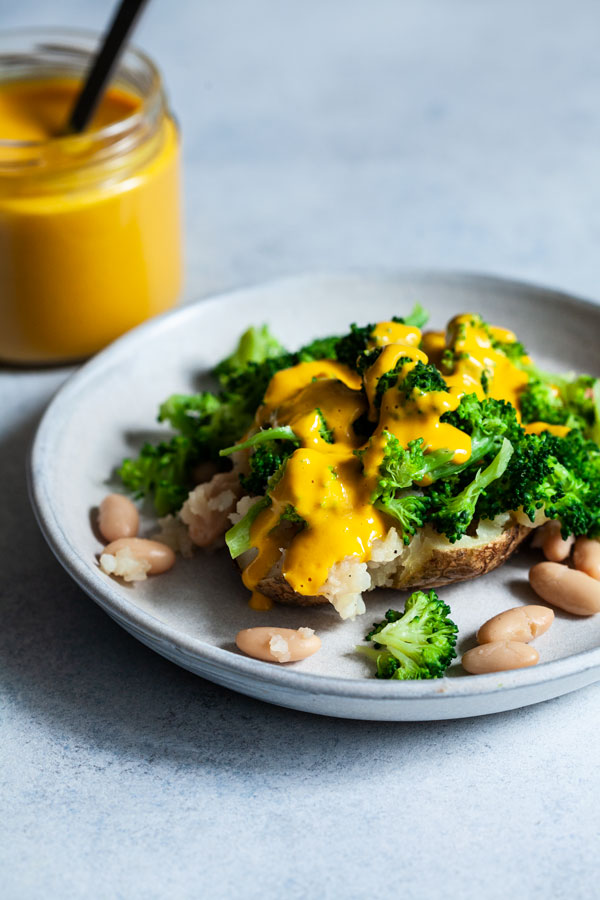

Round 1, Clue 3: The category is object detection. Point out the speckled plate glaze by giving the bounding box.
[29,272,600,720]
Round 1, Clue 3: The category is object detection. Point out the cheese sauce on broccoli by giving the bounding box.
[240,314,532,608]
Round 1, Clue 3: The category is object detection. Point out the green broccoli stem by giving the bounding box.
[225,497,271,558]
[219,427,300,457]
[430,439,514,543]
[461,437,514,496]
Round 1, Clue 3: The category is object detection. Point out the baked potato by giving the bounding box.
[256,517,533,608]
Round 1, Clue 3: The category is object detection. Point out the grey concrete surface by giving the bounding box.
[2,2,600,897]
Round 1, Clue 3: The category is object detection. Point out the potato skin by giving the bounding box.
[393,524,532,590]
[256,523,532,607]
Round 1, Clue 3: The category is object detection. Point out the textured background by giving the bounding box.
[2,1,600,897]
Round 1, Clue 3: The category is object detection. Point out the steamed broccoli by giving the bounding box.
[357,590,458,679]
[238,443,291,496]
[518,365,600,437]
[374,493,431,544]
[214,325,286,383]
[490,338,527,361]
[334,305,430,370]
[370,432,456,492]
[479,429,600,537]
[279,504,308,527]
[373,359,448,409]
[335,323,376,369]
[519,380,569,426]
[371,393,520,497]
[402,360,449,397]
[218,426,301,496]
[394,303,429,330]
[429,438,514,542]
[120,388,257,514]
[118,436,195,517]
[297,335,339,362]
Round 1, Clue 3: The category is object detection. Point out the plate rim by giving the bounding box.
[28,268,600,703]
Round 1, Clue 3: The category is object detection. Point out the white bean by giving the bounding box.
[541,521,575,563]
[573,537,600,581]
[529,561,600,616]
[477,605,554,644]
[98,494,139,542]
[462,641,539,674]
[102,537,175,575]
[235,627,321,663]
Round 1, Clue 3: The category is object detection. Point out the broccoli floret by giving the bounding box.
[120,330,297,512]
[370,432,456,492]
[219,426,300,495]
[297,335,340,361]
[279,504,308,527]
[519,380,569,426]
[480,429,600,537]
[120,389,254,513]
[402,360,449,397]
[357,590,458,679]
[429,438,514,542]
[518,364,600,437]
[372,356,412,407]
[373,359,449,409]
[374,494,431,545]
[158,391,252,456]
[335,323,376,369]
[222,353,298,414]
[442,393,524,465]
[356,346,383,375]
[393,303,429,330]
[492,338,527,361]
[118,436,195,516]
[213,325,286,383]
[239,443,290,496]
[225,497,271,558]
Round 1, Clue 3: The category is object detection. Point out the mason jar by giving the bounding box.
[0,29,183,363]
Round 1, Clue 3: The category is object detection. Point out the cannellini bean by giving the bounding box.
[541,520,575,563]
[235,626,321,663]
[102,538,175,574]
[573,537,600,581]
[477,605,554,644]
[529,561,600,616]
[98,493,139,542]
[462,641,539,674]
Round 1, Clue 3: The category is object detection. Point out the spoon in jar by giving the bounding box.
[66,0,150,133]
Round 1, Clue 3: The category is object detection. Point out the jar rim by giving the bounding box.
[0,26,163,150]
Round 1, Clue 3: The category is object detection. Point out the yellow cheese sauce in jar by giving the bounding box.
[0,30,183,363]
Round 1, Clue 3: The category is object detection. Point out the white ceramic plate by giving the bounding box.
[29,272,600,720]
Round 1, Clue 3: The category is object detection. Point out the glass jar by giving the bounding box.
[0,29,183,364]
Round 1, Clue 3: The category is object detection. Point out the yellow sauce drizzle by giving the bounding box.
[236,312,544,606]
[524,422,571,437]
